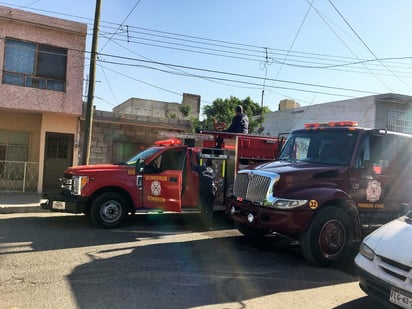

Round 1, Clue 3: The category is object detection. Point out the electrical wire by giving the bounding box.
[3,1,412,109]
[328,0,412,91]
[305,0,392,91]
[99,0,142,52]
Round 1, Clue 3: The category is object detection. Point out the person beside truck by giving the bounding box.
[192,158,217,229]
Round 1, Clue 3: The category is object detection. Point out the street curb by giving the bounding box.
[0,206,47,214]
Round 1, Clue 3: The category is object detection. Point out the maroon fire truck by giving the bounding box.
[227,121,412,266]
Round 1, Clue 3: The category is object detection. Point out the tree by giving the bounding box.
[201,96,271,134]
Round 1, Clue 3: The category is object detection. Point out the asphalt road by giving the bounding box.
[0,212,385,309]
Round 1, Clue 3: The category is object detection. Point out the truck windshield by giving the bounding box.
[279,129,358,165]
[125,147,163,166]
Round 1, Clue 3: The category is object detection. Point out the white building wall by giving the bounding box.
[263,96,376,136]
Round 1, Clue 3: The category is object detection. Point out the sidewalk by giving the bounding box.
[0,192,46,214]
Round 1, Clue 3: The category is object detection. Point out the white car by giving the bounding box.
[355,211,412,308]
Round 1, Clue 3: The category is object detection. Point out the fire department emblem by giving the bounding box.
[366,180,381,202]
[151,181,161,196]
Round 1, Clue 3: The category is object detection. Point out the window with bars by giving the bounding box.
[387,108,412,134]
[2,38,67,91]
[0,130,30,180]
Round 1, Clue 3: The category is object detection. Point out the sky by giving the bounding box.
[3,0,412,117]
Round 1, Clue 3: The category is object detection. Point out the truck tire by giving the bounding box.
[90,192,128,228]
[299,206,355,267]
[235,221,268,239]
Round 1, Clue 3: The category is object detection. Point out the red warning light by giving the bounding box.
[154,138,183,146]
[304,121,358,129]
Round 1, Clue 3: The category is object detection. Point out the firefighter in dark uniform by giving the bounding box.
[215,105,249,148]
[194,158,217,229]
[224,105,249,134]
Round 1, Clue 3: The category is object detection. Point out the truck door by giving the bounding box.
[349,133,397,225]
[142,148,185,212]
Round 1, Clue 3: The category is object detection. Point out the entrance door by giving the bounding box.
[43,132,73,191]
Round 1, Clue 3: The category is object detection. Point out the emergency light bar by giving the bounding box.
[304,121,358,129]
[154,138,182,146]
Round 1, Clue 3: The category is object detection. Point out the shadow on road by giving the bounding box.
[0,212,384,308]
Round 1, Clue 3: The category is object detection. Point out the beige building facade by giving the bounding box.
[113,93,201,119]
[0,5,87,192]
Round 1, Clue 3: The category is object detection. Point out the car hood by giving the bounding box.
[363,216,412,267]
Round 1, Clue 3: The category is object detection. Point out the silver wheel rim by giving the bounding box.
[100,200,122,223]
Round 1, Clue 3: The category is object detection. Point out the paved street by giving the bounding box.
[0,211,385,309]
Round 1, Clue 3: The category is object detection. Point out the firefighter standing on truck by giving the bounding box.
[193,158,217,229]
[216,105,249,148]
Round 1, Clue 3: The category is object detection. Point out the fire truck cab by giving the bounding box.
[227,121,412,266]
[42,132,284,228]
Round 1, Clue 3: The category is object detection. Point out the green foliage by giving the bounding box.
[189,116,201,133]
[167,112,177,119]
[201,96,271,133]
[179,104,191,118]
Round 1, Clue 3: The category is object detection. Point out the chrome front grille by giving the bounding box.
[233,171,274,204]
[60,174,73,191]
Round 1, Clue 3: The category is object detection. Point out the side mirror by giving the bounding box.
[400,203,411,216]
[135,159,145,173]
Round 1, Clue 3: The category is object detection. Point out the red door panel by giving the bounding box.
[142,171,182,212]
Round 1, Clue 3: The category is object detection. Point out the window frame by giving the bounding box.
[2,37,67,92]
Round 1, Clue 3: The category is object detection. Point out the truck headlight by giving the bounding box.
[359,242,375,261]
[72,176,88,195]
[271,198,307,209]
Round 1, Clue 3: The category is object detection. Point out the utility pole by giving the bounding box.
[82,0,101,165]
[259,89,264,133]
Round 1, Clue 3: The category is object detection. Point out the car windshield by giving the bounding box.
[125,147,162,166]
[279,129,358,165]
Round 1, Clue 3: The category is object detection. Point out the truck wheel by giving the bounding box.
[235,221,268,239]
[90,192,128,228]
[299,206,355,266]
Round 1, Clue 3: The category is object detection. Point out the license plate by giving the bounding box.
[52,201,66,210]
[390,289,412,309]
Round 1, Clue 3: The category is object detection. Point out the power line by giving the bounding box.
[7,1,412,74]
[328,0,412,92]
[5,2,412,78]
[3,1,411,109]
[97,54,378,95]
[99,0,142,52]
[305,0,393,92]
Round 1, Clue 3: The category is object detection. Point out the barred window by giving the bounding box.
[387,108,412,134]
[0,130,30,180]
[3,38,67,91]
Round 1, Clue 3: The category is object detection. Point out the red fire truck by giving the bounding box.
[227,121,412,266]
[41,131,285,228]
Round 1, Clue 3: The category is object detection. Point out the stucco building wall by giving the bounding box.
[0,5,86,192]
[262,94,412,136]
[0,5,86,115]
